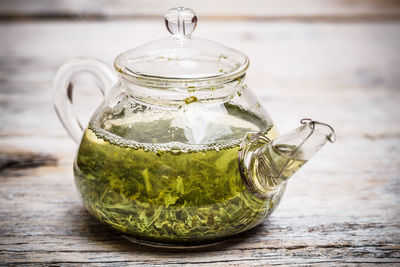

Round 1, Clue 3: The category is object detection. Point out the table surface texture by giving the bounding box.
[0,0,400,266]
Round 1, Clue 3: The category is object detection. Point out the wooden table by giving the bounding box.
[1,1,400,265]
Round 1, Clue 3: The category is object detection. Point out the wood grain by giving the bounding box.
[0,17,400,266]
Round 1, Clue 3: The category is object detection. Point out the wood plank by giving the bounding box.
[0,162,399,264]
[0,0,400,21]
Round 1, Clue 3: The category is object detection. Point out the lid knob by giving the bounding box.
[164,7,197,38]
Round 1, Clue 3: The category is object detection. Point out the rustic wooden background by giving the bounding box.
[1,0,400,265]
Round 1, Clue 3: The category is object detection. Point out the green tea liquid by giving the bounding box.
[74,126,283,245]
[247,143,307,194]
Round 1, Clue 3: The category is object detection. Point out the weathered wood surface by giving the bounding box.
[1,10,400,267]
[1,0,400,21]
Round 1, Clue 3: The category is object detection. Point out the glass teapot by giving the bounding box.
[53,7,335,247]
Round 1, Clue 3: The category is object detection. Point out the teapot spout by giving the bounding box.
[238,119,335,198]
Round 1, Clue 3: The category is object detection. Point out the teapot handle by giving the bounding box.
[53,57,118,143]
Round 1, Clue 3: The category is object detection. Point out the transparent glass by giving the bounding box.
[53,58,118,143]
[70,70,282,246]
[239,120,335,198]
[53,6,335,248]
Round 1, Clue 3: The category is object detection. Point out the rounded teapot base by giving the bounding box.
[122,235,230,250]
[122,235,229,250]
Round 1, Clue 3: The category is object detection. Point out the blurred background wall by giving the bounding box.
[1,0,400,20]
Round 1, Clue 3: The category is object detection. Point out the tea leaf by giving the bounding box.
[142,168,152,196]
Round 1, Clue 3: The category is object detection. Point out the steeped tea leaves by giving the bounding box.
[74,102,283,245]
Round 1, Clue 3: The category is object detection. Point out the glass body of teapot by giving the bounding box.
[74,77,281,245]
[53,7,334,247]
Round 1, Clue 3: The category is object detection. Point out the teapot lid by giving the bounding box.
[114,7,249,85]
